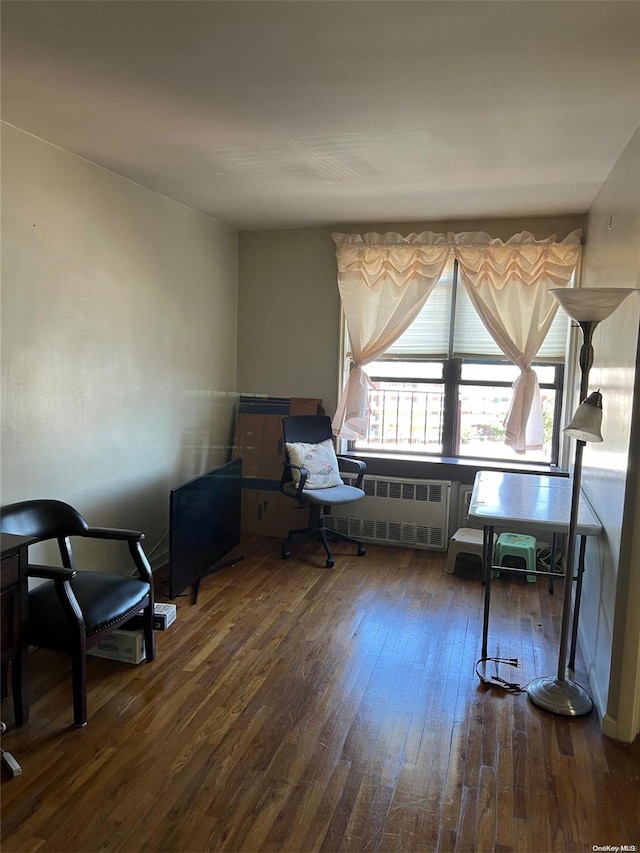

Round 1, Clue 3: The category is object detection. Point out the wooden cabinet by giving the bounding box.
[233,413,285,480]
[1,534,33,726]
[233,397,323,538]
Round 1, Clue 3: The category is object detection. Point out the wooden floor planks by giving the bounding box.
[1,536,639,852]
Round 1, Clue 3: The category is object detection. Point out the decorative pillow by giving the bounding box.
[286,439,344,489]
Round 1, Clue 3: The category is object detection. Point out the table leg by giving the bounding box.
[11,648,28,726]
[569,535,587,670]
[481,524,494,658]
[549,532,558,594]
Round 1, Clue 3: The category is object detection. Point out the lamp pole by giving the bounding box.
[525,288,638,716]
[555,320,594,683]
[526,322,595,715]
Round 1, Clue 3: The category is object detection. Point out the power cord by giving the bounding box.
[536,546,564,574]
[1,722,22,777]
[145,527,169,560]
[475,657,525,693]
[129,527,169,578]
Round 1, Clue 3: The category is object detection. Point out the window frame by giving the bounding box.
[341,259,569,468]
[358,356,564,465]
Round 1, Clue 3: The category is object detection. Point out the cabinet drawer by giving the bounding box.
[1,554,20,589]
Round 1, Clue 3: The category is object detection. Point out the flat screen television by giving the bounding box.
[169,457,242,602]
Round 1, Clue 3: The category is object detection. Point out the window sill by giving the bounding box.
[340,450,568,484]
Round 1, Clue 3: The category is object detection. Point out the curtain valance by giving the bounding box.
[449,230,582,290]
[332,232,451,288]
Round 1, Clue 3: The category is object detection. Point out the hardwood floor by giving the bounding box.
[2,537,639,852]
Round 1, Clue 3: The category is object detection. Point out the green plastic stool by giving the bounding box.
[493,532,537,583]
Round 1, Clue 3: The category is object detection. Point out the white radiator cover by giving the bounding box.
[325,475,451,551]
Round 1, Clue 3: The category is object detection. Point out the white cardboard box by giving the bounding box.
[88,628,146,664]
[151,602,176,630]
[123,602,177,631]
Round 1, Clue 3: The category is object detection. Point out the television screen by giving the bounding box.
[169,457,242,600]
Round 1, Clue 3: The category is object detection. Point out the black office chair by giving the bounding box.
[280,415,367,568]
[0,499,155,727]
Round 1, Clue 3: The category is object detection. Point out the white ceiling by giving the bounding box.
[2,1,639,230]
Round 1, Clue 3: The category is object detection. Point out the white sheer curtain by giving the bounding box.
[450,230,582,452]
[331,232,450,439]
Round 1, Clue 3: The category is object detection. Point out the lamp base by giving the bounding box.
[526,676,593,716]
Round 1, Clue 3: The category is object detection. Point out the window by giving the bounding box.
[343,258,570,465]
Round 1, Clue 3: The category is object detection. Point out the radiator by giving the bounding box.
[325,475,451,551]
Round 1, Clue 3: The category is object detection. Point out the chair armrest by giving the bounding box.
[336,456,366,489]
[83,526,145,542]
[28,565,85,635]
[83,536,153,584]
[83,527,151,582]
[28,564,77,581]
[127,540,154,585]
[281,461,308,501]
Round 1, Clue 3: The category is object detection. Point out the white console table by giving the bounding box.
[468,471,602,665]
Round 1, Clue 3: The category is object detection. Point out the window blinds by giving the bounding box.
[385,260,454,357]
[384,259,571,361]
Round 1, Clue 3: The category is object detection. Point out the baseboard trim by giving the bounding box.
[601,713,619,739]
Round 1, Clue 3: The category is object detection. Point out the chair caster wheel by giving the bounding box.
[357,546,366,557]
[325,558,334,568]
[281,544,291,559]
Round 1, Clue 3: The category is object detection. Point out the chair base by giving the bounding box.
[282,506,366,568]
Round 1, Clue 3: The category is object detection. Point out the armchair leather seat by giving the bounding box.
[0,498,156,727]
[28,573,150,649]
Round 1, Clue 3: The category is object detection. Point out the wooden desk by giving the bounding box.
[1,534,34,727]
[468,471,602,665]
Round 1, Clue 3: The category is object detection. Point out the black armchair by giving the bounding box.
[280,415,367,568]
[0,499,155,727]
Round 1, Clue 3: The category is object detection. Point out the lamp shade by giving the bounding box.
[564,391,603,442]
[549,288,637,322]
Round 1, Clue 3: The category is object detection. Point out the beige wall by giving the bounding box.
[238,228,342,411]
[237,214,585,416]
[1,124,239,569]
[580,127,640,741]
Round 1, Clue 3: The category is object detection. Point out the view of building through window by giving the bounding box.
[358,361,559,463]
[457,363,558,462]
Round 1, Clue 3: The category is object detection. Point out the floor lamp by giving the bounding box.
[526,287,638,716]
